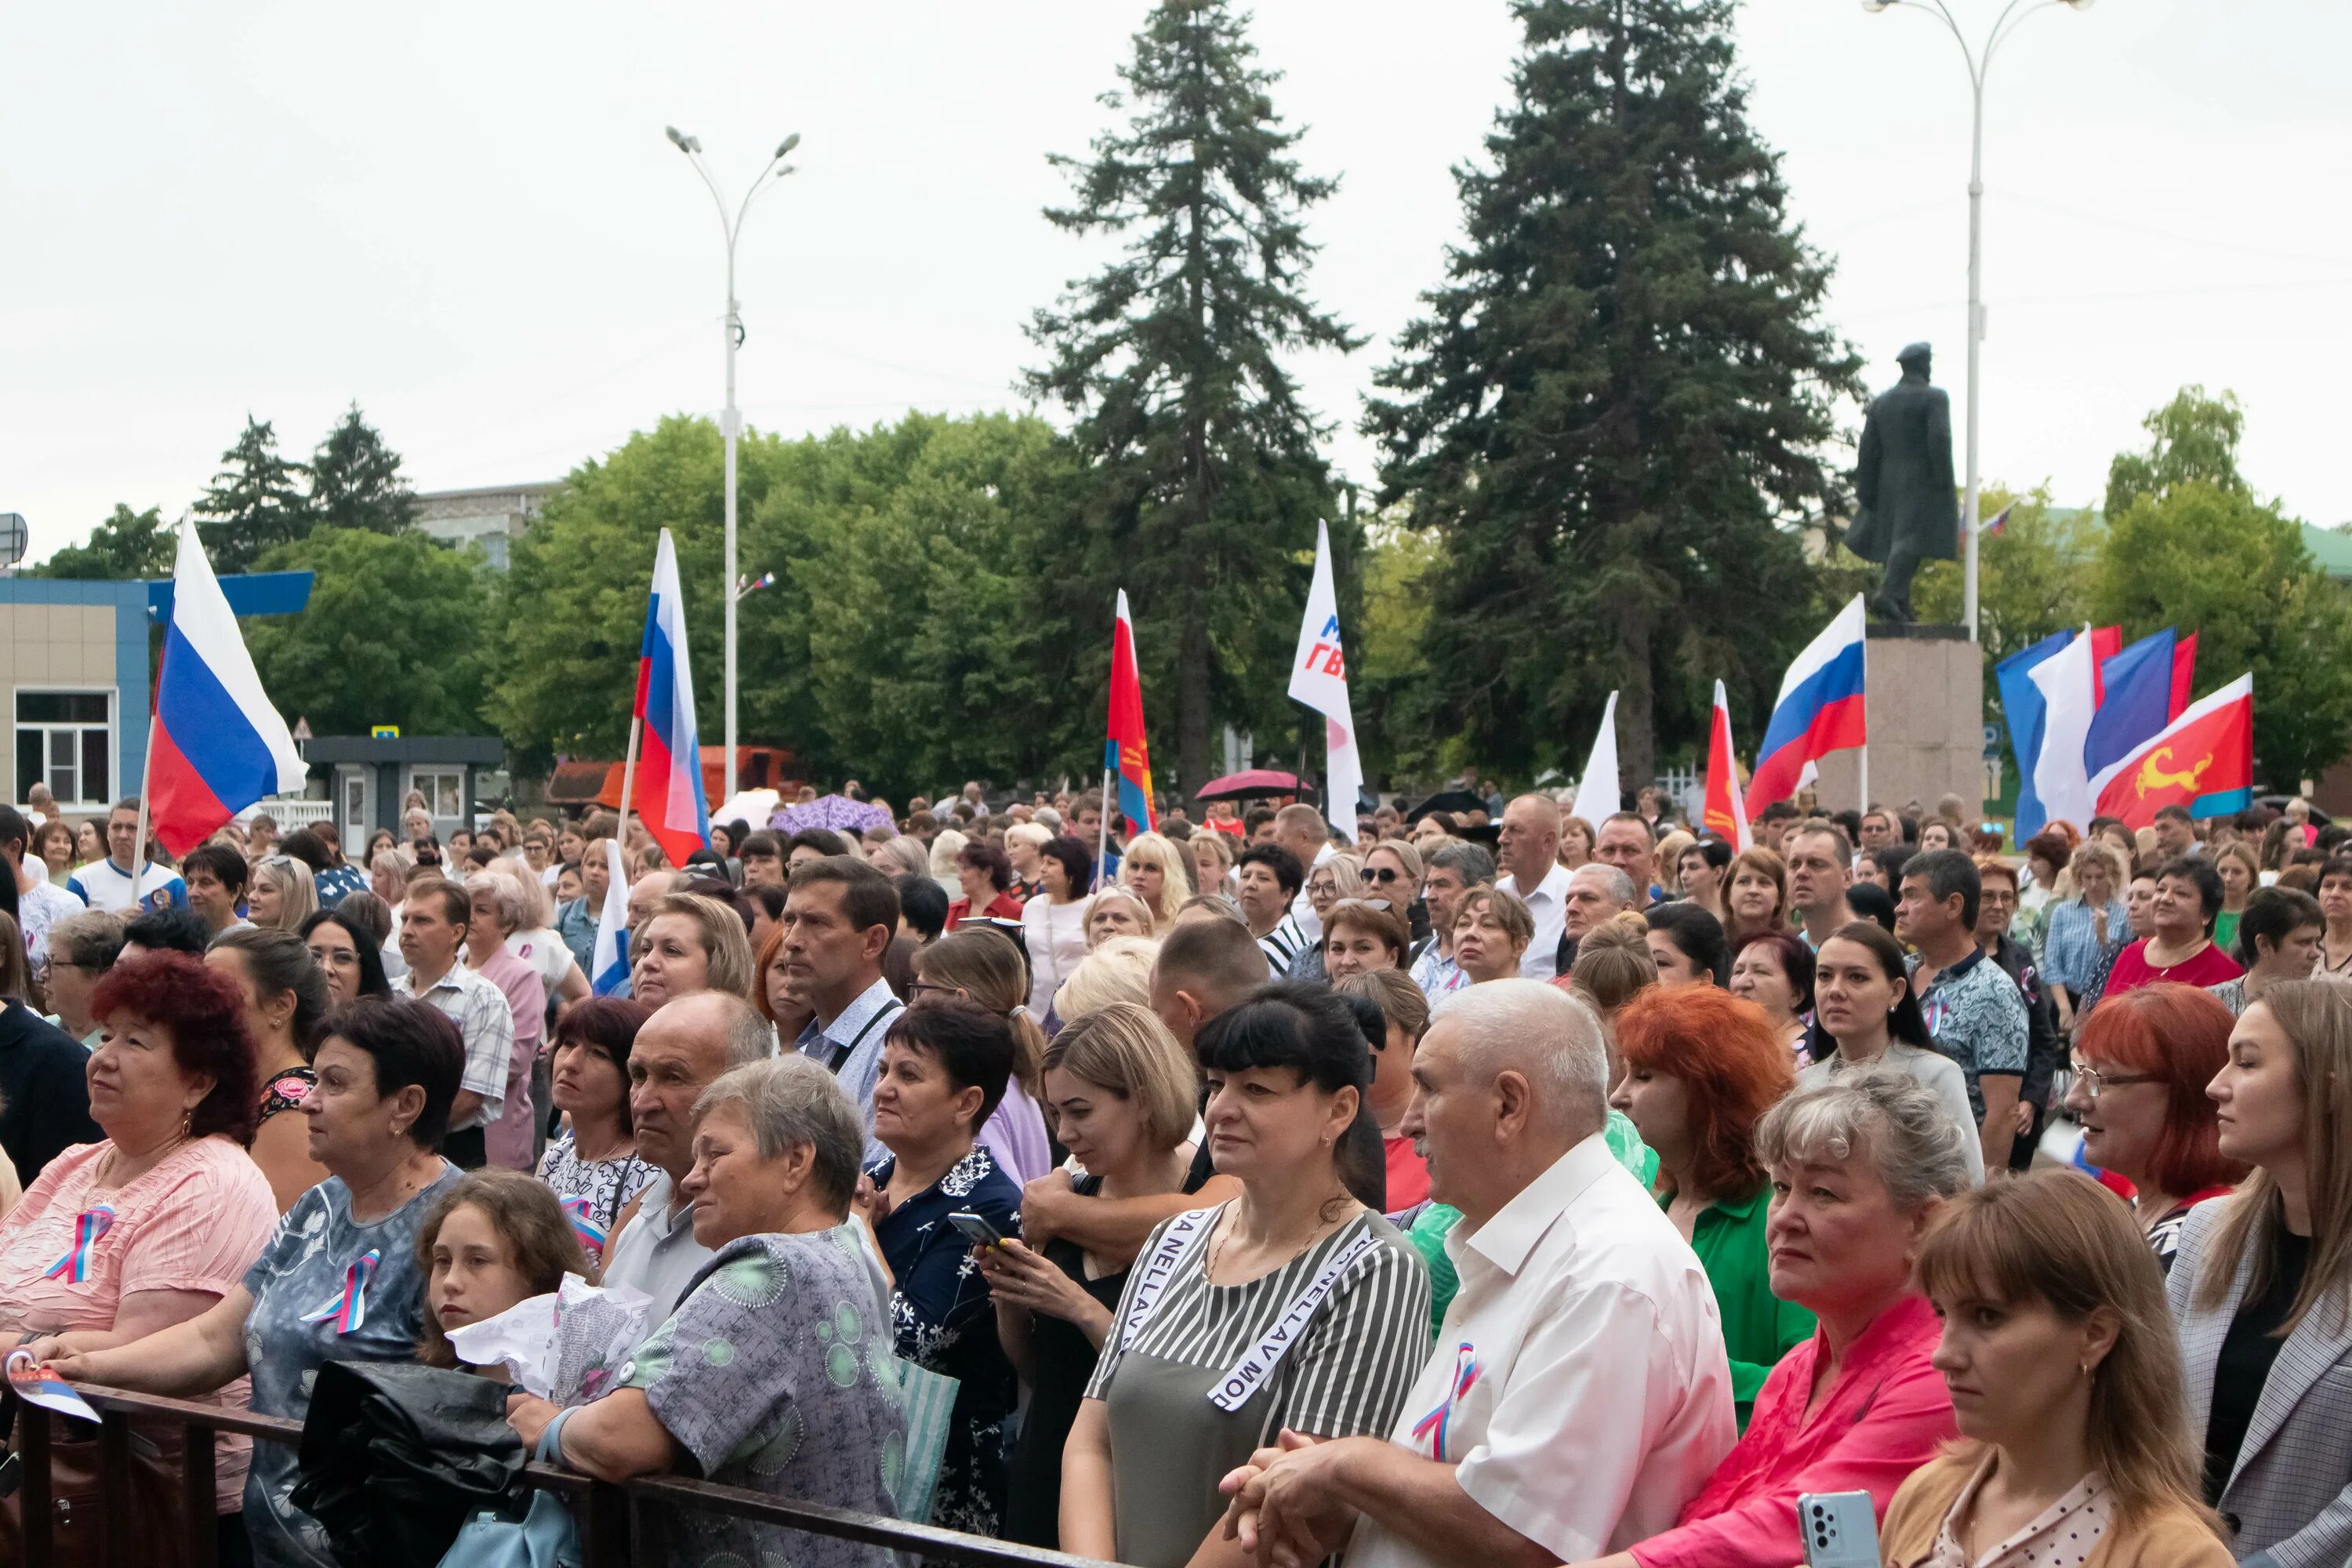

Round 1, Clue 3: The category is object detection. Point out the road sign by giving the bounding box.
[1982,722,2001,760]
[371,724,401,739]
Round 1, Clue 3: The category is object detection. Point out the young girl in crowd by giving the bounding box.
[416,1169,589,1372]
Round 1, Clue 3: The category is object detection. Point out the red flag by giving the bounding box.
[1105,590,1156,833]
[2089,674,2252,829]
[2089,626,2122,706]
[1703,681,1753,851]
[2169,632,2198,720]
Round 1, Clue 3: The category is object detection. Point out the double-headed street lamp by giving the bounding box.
[1861,0,2092,643]
[665,125,800,803]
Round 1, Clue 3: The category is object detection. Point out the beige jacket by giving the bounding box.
[1880,1454,2236,1568]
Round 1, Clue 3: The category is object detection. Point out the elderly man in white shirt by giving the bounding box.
[1494,794,1575,979]
[1218,980,1736,1568]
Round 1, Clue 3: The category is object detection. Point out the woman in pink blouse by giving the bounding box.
[0,952,279,1518]
[1605,1073,1975,1568]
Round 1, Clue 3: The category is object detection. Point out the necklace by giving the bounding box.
[1206,1192,1350,1283]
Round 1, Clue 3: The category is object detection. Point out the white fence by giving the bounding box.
[235,798,333,829]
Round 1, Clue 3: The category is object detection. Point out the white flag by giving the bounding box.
[2030,628,2100,835]
[1570,691,1621,832]
[1287,520,1363,841]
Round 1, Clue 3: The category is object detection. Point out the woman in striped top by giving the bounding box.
[1061,984,1431,1568]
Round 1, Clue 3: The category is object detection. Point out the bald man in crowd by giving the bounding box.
[1494,794,1572,978]
[1221,982,1735,1568]
[1272,803,1338,944]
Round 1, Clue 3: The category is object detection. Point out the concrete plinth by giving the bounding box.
[1811,626,1984,816]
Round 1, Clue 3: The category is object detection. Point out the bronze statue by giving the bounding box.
[1846,342,1958,624]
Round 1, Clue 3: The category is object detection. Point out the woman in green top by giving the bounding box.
[1609,981,1816,1427]
[2211,841,2259,958]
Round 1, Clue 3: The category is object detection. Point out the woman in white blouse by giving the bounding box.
[1021,837,1094,1018]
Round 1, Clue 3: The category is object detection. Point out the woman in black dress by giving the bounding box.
[974,1001,1203,1548]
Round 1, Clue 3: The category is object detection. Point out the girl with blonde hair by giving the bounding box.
[1116,831,1192,932]
[1051,935,1159,1026]
[247,853,318,932]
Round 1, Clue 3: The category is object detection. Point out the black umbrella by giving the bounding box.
[1406,789,1489,824]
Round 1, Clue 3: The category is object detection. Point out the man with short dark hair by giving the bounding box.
[395,878,514,1169]
[1754,799,1800,855]
[1858,808,1897,852]
[779,856,905,1158]
[1785,823,1857,949]
[1243,805,1278,844]
[894,873,948,944]
[1072,789,1123,888]
[1236,844,1308,971]
[1412,842,1496,1002]
[1897,848,2027,1174]
[67,797,185,913]
[182,842,252,938]
[785,828,851,869]
[0,805,82,984]
[1025,917,1266,1262]
[2152,803,2198,861]
[1975,860,2060,1174]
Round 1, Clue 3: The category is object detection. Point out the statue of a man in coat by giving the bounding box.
[1845,342,1959,623]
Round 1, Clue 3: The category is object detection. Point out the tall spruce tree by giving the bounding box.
[308,402,419,535]
[1367,0,1860,785]
[195,416,311,572]
[1025,0,1358,796]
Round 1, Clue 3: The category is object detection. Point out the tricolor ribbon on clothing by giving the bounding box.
[39,1205,115,1284]
[561,1196,608,1258]
[1408,1341,1479,1462]
[299,1249,381,1335]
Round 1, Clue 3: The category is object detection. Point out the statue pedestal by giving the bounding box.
[1810,625,1984,815]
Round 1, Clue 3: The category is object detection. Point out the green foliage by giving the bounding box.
[492,412,1093,793]
[1352,516,1447,783]
[307,403,419,535]
[1365,0,1862,786]
[243,528,491,737]
[2092,387,2352,788]
[29,504,174,579]
[2105,385,2245,518]
[196,416,311,573]
[1025,0,1356,793]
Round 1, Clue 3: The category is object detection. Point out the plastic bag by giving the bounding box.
[445,1273,650,1405]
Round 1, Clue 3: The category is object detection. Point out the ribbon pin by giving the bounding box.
[1407,1341,1479,1462]
[561,1196,608,1258]
[299,1249,381,1335]
[39,1205,115,1285]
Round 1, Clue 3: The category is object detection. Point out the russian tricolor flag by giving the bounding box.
[633,531,710,870]
[1748,595,1868,817]
[147,514,308,855]
[589,838,633,996]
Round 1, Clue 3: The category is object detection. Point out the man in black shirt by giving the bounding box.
[0,997,100,1189]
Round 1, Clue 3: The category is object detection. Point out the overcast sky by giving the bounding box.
[6,1,2349,567]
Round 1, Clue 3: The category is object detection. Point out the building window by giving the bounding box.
[410,768,465,819]
[15,691,113,809]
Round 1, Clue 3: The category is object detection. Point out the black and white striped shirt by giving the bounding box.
[1085,1204,1430,1439]
[1255,915,1310,975]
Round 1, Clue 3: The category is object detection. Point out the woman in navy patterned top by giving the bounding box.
[861,1000,1025,1538]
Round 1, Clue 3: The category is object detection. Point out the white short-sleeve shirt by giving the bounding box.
[1495,862,1574,980]
[1342,1134,1737,1568]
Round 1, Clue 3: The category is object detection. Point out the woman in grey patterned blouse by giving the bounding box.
[507,1054,904,1568]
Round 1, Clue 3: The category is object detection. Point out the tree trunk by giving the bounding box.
[1614,561,1656,798]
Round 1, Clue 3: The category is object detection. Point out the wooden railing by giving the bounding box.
[23,1385,1109,1568]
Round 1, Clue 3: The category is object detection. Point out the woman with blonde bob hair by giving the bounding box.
[1117,832,1193,934]
[1881,1171,2232,1566]
[247,852,319,932]
[1723,847,1791,946]
[632,891,757,1006]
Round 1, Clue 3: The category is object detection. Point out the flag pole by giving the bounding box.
[1096,764,1113,894]
[615,717,644,858]
[132,711,158,888]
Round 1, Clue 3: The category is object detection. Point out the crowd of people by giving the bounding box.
[0,775,2344,1568]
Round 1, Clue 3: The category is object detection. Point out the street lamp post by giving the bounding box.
[665,125,800,803]
[1861,0,2091,643]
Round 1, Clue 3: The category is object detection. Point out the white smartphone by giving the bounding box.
[1798,1490,1879,1568]
[946,1210,1005,1248]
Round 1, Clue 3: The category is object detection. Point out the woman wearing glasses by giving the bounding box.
[1288,856,1364,982]
[2060,982,2245,1269]
[1359,839,1428,950]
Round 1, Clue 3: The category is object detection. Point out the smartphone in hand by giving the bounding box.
[947,1210,1006,1248]
[1798,1490,1878,1568]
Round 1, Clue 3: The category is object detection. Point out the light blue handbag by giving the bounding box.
[437,1414,581,1568]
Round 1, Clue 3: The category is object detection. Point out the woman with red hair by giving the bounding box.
[1610,985,1813,1427]
[2060,981,2247,1269]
